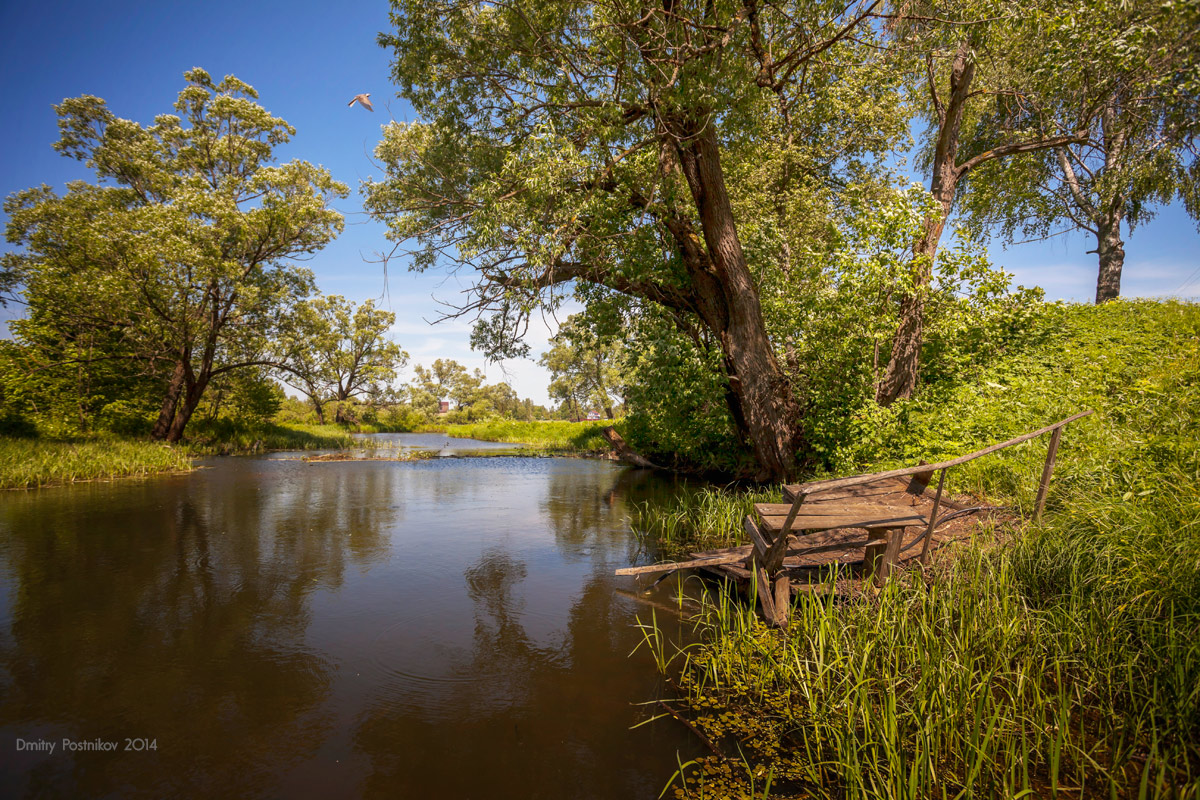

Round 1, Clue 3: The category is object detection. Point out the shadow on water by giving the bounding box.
[0,453,700,798]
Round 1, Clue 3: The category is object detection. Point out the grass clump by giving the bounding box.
[637,300,1200,799]
[0,438,193,489]
[425,419,617,453]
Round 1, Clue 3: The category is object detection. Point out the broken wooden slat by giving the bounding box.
[754,564,778,623]
[744,515,772,561]
[614,552,756,577]
[1033,425,1063,522]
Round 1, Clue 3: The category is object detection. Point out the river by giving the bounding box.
[0,436,700,798]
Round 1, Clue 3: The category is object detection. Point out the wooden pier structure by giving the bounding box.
[616,411,1092,626]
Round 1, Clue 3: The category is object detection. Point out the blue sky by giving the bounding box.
[2,0,1197,405]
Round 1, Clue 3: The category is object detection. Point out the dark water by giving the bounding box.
[0,449,700,798]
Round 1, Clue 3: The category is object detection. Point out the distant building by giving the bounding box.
[438,401,450,414]
[586,411,602,421]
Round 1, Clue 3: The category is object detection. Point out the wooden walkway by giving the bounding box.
[616,411,1092,626]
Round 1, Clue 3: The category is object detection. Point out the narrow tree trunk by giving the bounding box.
[151,361,186,440]
[1094,211,1125,303]
[877,41,973,407]
[877,212,950,405]
[313,399,325,425]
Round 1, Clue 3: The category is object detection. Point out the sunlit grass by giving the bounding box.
[424,419,616,453]
[0,438,194,490]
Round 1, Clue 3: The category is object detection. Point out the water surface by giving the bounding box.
[0,452,699,798]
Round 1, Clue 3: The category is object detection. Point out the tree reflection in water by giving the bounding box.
[0,455,697,798]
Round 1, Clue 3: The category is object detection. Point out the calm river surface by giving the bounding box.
[0,437,700,798]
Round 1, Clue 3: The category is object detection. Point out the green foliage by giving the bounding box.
[620,309,751,476]
[637,300,1200,798]
[2,68,347,441]
[539,313,624,419]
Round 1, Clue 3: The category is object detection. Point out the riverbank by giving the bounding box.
[0,421,357,490]
[634,300,1200,799]
[420,419,618,453]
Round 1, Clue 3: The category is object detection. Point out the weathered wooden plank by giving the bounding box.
[881,526,903,587]
[756,502,924,517]
[863,528,890,584]
[614,552,756,576]
[1033,425,1063,522]
[783,410,1092,498]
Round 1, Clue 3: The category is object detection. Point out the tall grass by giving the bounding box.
[426,419,616,452]
[636,301,1200,799]
[0,438,194,489]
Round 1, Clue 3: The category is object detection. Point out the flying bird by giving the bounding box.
[348,93,374,112]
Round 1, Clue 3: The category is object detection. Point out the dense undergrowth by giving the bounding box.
[634,300,1200,799]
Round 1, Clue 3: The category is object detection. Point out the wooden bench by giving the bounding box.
[616,410,1092,628]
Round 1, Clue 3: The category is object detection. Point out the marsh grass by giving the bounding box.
[635,301,1200,799]
[0,438,194,489]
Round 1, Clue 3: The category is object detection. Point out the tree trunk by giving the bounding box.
[1094,211,1125,303]
[313,398,325,425]
[151,361,186,440]
[674,123,802,481]
[877,41,973,407]
[876,211,951,405]
[165,375,208,443]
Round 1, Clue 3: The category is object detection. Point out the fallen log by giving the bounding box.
[601,426,660,469]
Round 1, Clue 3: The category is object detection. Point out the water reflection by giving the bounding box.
[0,455,697,798]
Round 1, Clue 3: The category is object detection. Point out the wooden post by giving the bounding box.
[919,468,947,565]
[864,527,889,584]
[772,574,791,628]
[865,527,903,588]
[764,490,805,573]
[1034,426,1063,522]
[754,563,778,624]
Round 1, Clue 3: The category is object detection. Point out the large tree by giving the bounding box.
[277,295,406,423]
[539,315,624,419]
[365,0,901,480]
[874,1,1087,405]
[2,69,346,441]
[960,0,1200,304]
